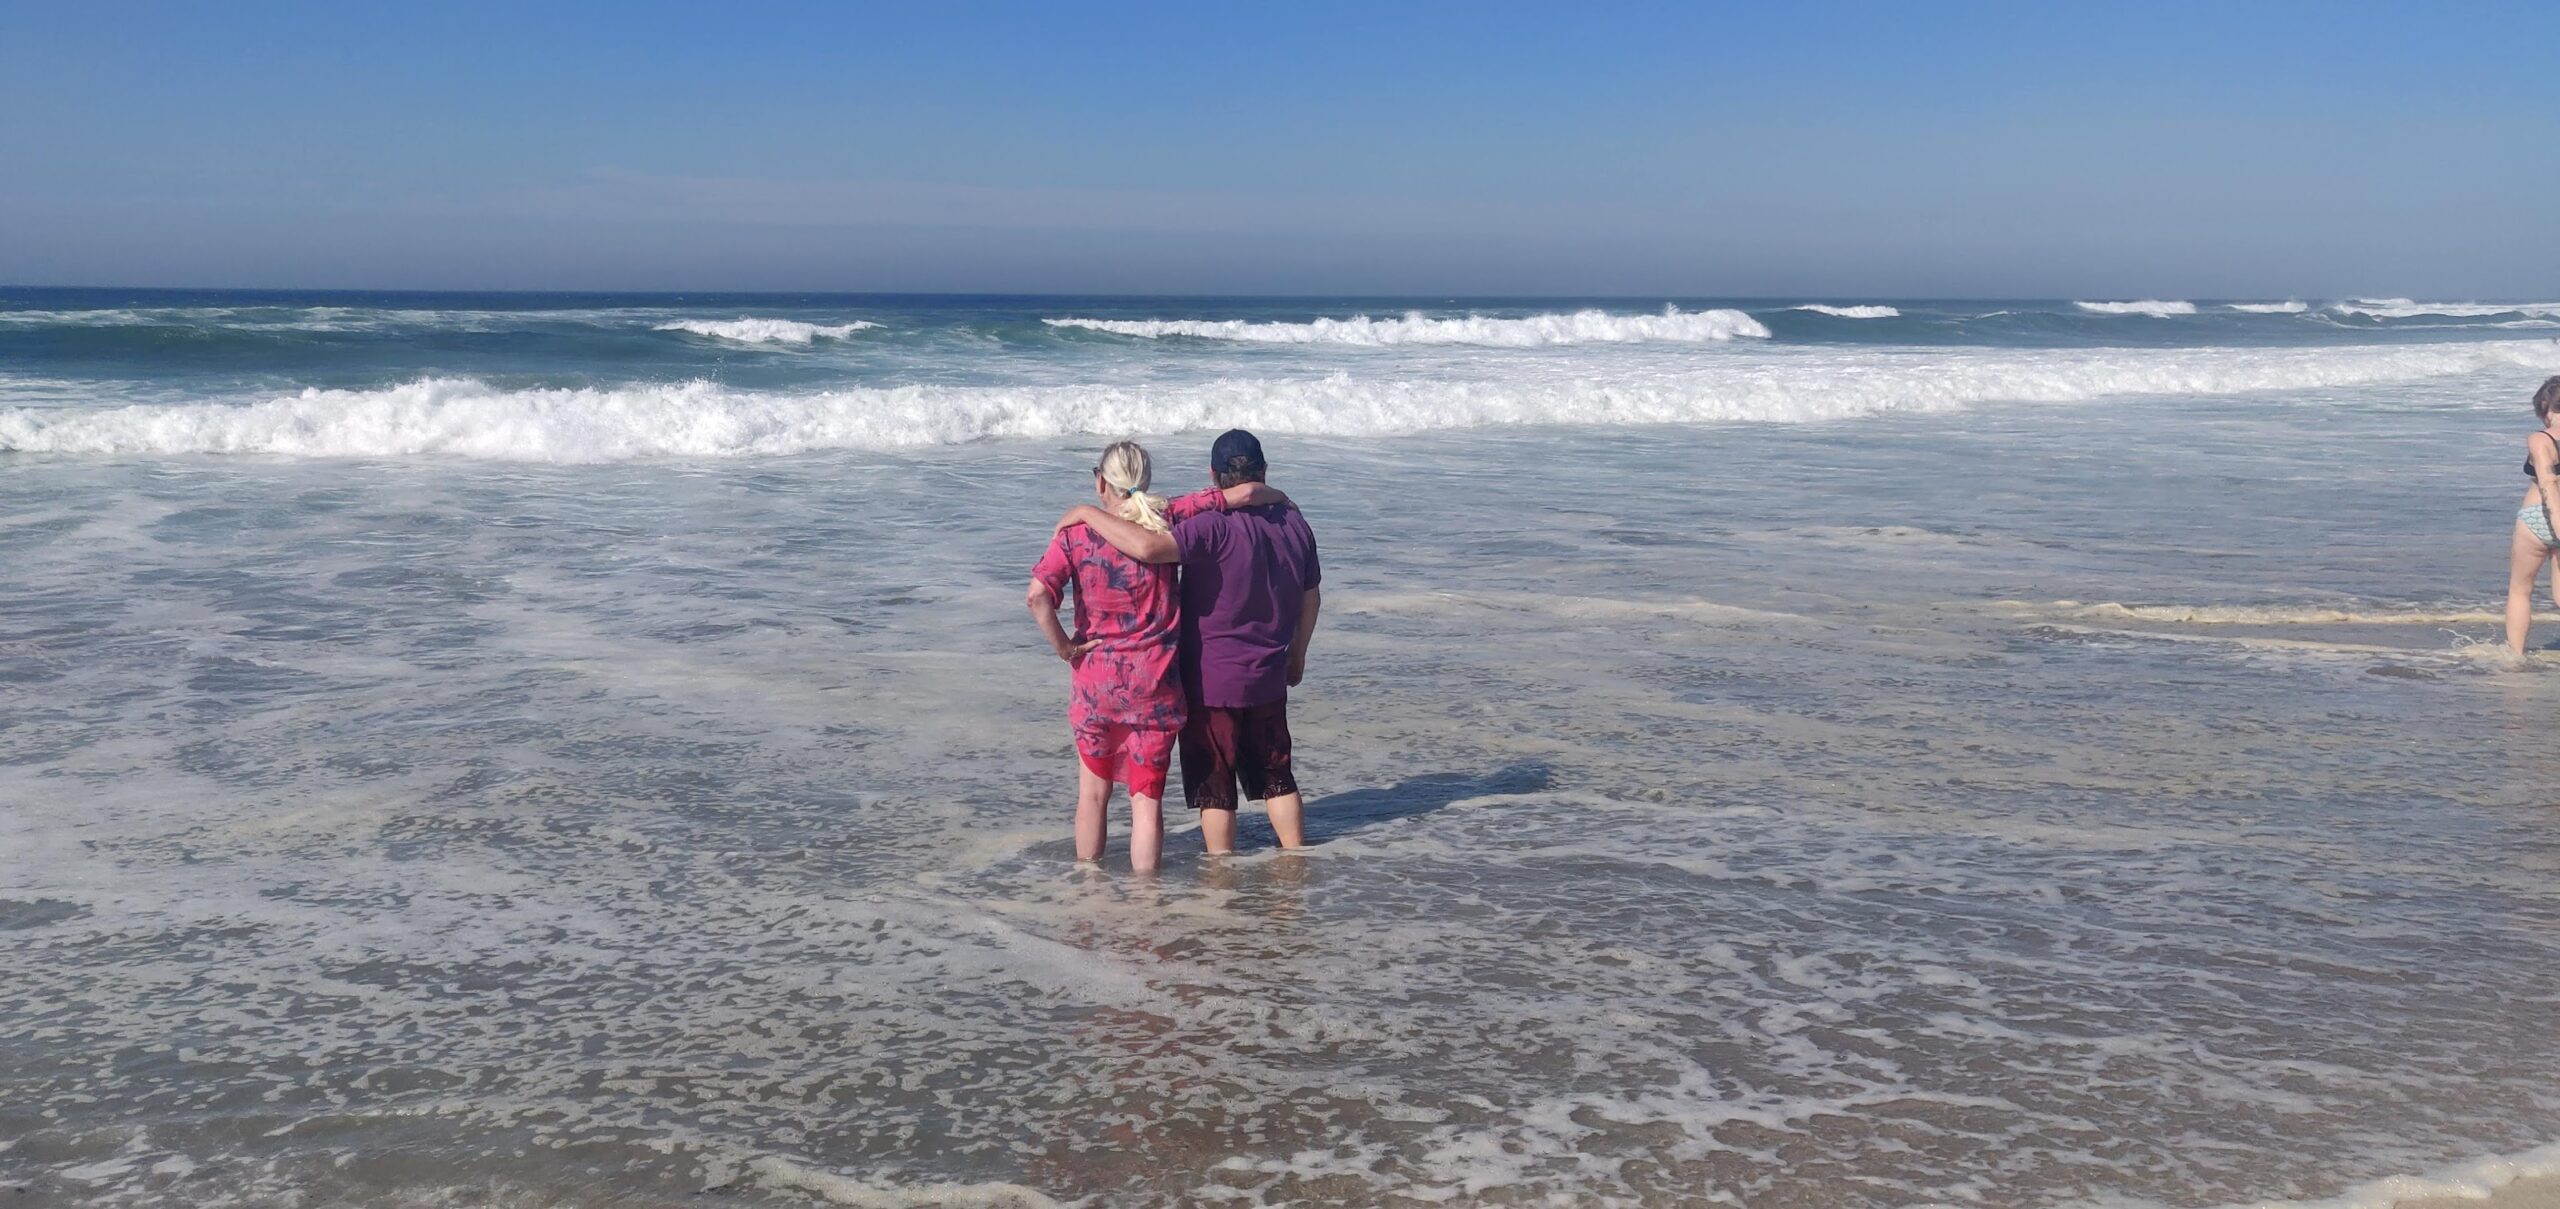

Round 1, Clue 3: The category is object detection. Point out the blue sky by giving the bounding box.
[3,1,2553,296]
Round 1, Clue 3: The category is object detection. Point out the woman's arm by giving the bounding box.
[1163,483,1288,522]
[1163,488,1224,523]
[1027,581,1092,664]
[1223,482,1289,509]
[2535,434,2560,538]
[1156,483,1292,525]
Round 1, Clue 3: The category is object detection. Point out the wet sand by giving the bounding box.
[2400,1175,2560,1209]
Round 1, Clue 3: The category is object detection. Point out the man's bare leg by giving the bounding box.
[1265,792,1305,849]
[1200,807,1238,856]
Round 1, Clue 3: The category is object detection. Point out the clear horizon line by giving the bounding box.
[0,282,2448,304]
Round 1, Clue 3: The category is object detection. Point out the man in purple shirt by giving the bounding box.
[1062,430,1322,854]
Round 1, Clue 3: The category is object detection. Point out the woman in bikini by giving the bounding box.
[2504,376,2560,655]
[1027,441,1281,869]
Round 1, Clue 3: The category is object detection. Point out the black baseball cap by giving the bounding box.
[1210,428,1266,475]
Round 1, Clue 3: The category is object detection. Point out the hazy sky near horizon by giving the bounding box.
[4,1,2555,297]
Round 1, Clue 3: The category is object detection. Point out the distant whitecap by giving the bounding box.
[2331,298,2560,320]
[1790,304,1901,319]
[2073,300,2198,317]
[1043,307,1771,347]
[657,317,881,344]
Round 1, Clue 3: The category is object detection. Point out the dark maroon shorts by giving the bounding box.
[1179,701,1297,812]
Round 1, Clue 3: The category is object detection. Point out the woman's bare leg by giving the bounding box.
[1128,794,1163,872]
[2508,521,2547,654]
[1074,765,1112,862]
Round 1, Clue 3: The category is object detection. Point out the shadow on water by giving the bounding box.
[1010,761,1553,868]
[1181,760,1555,853]
[1298,760,1552,845]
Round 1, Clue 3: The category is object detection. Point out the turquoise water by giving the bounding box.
[5,291,2560,1207]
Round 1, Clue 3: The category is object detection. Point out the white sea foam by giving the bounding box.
[1790,304,1901,318]
[2219,1140,2560,1209]
[2001,600,2506,626]
[3,339,2552,462]
[2397,318,2560,331]
[748,1156,1064,1208]
[655,317,881,344]
[0,307,169,328]
[2227,301,2310,313]
[0,305,388,332]
[2074,300,2200,317]
[7,384,2559,1208]
[1042,306,1771,346]
[0,305,669,333]
[2332,298,2560,320]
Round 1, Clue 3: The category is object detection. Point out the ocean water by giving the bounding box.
[5,288,2560,1208]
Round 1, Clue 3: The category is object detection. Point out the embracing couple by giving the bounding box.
[1027,429,1322,871]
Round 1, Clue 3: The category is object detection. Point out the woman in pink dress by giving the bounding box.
[1028,441,1279,870]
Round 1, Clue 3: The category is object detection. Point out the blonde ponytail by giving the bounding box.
[1096,440,1172,534]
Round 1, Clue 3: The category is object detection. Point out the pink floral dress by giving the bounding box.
[1030,489,1225,795]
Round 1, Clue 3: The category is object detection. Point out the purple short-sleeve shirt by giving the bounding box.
[1171,504,1321,709]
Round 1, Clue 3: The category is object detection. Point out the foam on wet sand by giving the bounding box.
[5,294,2559,1206]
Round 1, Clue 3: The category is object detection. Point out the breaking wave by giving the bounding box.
[1790,304,1901,319]
[1042,307,1770,346]
[2074,300,2199,317]
[2332,298,2560,320]
[4,340,2551,463]
[2226,301,2309,313]
[656,317,882,344]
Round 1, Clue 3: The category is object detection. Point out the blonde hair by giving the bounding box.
[1096,440,1171,534]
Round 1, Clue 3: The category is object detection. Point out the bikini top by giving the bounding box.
[2530,431,2560,479]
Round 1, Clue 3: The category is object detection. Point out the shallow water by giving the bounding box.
[5,294,2560,1207]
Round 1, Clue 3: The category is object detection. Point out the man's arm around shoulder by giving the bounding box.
[1058,504,1180,564]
